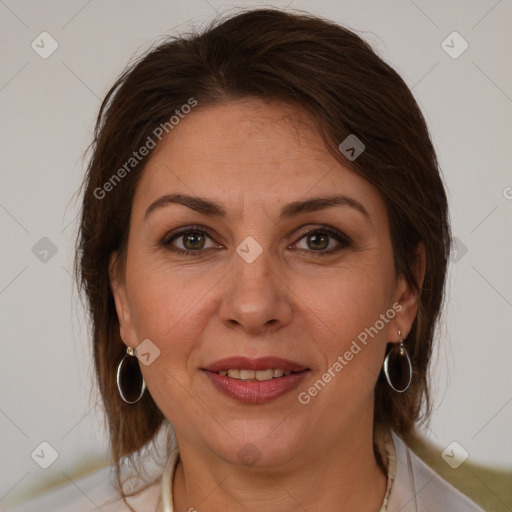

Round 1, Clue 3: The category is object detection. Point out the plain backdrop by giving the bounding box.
[1,0,511,508]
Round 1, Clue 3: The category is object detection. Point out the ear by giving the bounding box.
[387,243,426,342]
[109,251,137,349]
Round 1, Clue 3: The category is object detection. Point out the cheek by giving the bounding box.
[300,257,395,339]
[297,255,395,387]
[127,267,219,419]
[126,260,220,359]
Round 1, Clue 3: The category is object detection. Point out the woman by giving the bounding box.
[18,8,484,512]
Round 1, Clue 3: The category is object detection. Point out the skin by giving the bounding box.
[110,99,424,511]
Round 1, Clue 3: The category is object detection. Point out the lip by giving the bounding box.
[202,356,310,404]
[203,356,308,373]
[203,370,309,404]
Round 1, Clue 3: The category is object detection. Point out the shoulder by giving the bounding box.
[388,432,484,512]
[8,465,161,512]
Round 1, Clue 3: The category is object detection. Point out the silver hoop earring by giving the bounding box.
[116,346,146,404]
[383,330,412,393]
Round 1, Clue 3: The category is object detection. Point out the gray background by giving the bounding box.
[1,0,511,507]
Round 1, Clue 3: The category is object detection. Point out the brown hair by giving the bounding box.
[75,7,450,501]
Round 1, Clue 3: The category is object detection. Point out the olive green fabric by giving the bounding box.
[406,434,512,512]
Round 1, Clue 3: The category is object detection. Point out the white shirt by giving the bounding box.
[9,432,483,511]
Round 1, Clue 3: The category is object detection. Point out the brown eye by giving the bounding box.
[293,227,350,254]
[305,233,329,251]
[182,232,206,250]
[163,227,222,255]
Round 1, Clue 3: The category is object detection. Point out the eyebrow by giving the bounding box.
[144,193,370,222]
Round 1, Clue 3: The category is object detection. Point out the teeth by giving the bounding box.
[255,369,274,381]
[240,369,255,380]
[217,369,295,380]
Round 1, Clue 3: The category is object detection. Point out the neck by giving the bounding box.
[172,416,387,511]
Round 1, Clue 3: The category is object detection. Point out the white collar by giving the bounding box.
[156,446,179,512]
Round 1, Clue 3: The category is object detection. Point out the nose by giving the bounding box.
[219,249,293,335]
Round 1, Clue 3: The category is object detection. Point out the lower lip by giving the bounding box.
[203,370,309,404]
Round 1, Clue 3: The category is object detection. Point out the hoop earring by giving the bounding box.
[116,346,146,404]
[383,330,412,393]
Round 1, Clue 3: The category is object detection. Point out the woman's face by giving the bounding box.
[111,99,418,467]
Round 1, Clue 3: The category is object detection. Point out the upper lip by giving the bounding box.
[203,356,309,373]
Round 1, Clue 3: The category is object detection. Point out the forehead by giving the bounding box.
[132,99,383,218]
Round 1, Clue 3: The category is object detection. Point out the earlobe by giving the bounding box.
[388,243,426,341]
[415,242,426,293]
[109,252,133,344]
[109,252,123,309]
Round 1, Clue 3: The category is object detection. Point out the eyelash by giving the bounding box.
[161,224,351,257]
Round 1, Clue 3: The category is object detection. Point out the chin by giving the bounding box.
[208,422,307,469]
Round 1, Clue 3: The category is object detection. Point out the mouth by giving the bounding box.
[203,356,308,373]
[202,356,310,403]
[213,368,295,380]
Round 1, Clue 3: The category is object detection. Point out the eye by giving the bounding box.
[292,226,350,254]
[163,227,221,255]
[161,225,349,257]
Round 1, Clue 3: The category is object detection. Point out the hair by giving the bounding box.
[75,7,450,504]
